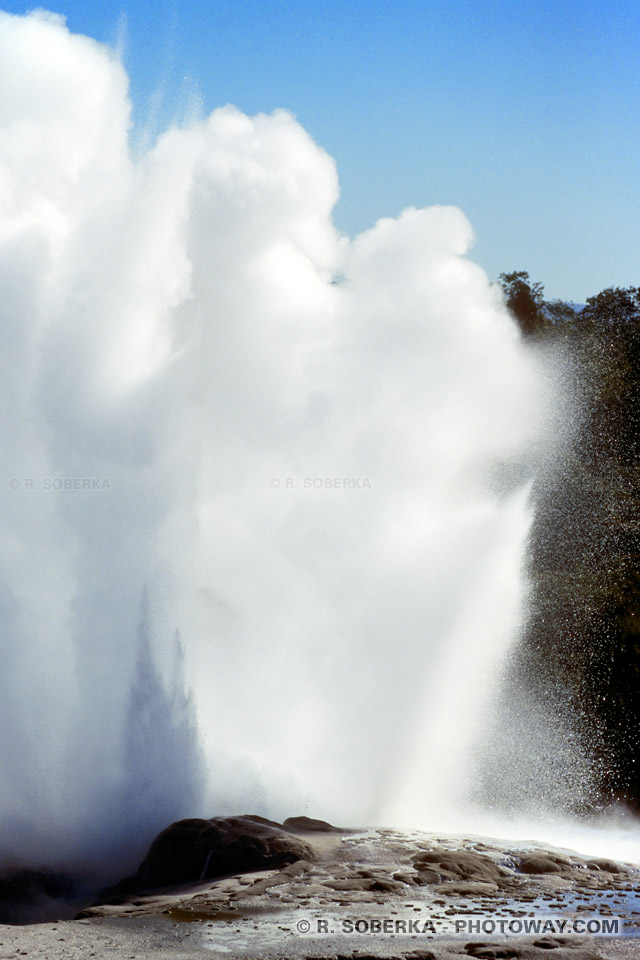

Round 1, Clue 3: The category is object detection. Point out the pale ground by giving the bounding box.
[2,829,640,959]
[0,917,638,960]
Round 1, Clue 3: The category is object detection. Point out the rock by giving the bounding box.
[134,814,314,888]
[282,816,341,833]
[584,858,624,873]
[433,880,499,896]
[518,855,571,875]
[365,877,406,893]
[465,944,520,959]
[412,849,504,883]
[413,868,442,884]
[392,871,418,885]
[324,877,372,891]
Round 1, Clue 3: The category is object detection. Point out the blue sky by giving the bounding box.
[2,0,638,301]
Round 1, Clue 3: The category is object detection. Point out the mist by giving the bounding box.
[0,10,564,879]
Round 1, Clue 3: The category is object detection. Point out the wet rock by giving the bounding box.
[517,855,572,875]
[324,877,372,891]
[392,871,418,885]
[134,814,314,888]
[465,943,521,959]
[365,877,406,893]
[414,868,442,884]
[282,816,341,833]
[584,858,624,873]
[412,849,504,883]
[433,880,499,896]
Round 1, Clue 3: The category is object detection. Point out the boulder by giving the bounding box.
[135,814,314,888]
[584,857,624,873]
[282,816,341,833]
[517,854,571,875]
[412,848,504,883]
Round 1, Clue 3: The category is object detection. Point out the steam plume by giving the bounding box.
[0,10,553,875]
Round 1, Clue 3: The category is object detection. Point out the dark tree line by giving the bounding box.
[498,272,640,810]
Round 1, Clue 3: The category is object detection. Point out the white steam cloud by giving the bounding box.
[0,10,552,877]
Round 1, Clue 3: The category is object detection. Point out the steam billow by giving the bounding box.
[0,10,550,880]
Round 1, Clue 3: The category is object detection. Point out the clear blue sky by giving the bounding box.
[3,0,638,301]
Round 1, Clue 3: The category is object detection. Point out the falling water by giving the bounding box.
[2,10,627,880]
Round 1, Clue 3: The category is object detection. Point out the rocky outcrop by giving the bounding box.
[412,848,505,884]
[282,815,342,833]
[132,814,315,889]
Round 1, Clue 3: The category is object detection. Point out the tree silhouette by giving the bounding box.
[498,270,546,336]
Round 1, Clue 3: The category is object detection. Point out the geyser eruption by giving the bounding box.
[0,10,558,878]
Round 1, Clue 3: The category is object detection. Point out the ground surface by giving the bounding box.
[2,828,640,959]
